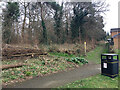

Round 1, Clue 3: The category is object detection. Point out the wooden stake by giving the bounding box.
[84,42,86,56]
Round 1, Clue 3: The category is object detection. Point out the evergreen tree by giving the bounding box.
[71,3,89,41]
[46,2,63,43]
[2,2,20,44]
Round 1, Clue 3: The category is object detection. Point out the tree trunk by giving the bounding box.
[21,2,27,43]
[16,22,19,43]
[65,13,69,36]
[28,3,32,45]
[39,2,47,44]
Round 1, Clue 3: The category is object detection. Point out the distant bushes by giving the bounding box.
[47,45,59,52]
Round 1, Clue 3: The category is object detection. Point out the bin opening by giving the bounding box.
[113,56,117,60]
[108,56,111,59]
[102,56,106,59]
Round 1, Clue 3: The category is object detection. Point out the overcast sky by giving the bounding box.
[102,0,119,33]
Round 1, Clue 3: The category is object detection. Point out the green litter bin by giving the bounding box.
[101,54,119,78]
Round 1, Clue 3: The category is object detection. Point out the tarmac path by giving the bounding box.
[4,63,101,88]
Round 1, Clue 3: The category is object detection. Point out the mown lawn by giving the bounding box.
[116,49,120,90]
[59,72,119,88]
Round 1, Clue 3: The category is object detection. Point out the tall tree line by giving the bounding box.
[2,1,108,45]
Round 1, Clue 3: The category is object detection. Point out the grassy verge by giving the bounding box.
[119,50,120,59]
[85,44,106,64]
[115,49,120,59]
[115,49,120,90]
[118,50,120,90]
[58,47,119,89]
[59,72,119,88]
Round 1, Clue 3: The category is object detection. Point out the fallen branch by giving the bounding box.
[11,53,47,57]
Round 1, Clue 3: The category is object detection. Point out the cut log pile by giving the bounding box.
[2,44,47,60]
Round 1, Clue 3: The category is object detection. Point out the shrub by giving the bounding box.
[66,57,88,64]
[47,45,59,52]
[9,75,17,80]
[23,71,32,76]
[42,61,45,65]
[25,71,32,76]
[76,49,81,54]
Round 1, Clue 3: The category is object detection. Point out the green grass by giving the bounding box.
[59,73,119,88]
[115,49,120,90]
[85,45,106,64]
[118,50,120,90]
[117,50,120,59]
[59,48,120,89]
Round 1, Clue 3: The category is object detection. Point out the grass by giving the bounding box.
[115,49,120,59]
[115,49,120,90]
[59,73,119,88]
[85,45,106,64]
[118,50,120,90]
[58,46,119,89]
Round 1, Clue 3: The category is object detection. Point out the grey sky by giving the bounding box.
[102,0,119,33]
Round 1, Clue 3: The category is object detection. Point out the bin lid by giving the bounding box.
[101,53,118,56]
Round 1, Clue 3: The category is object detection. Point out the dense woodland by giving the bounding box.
[2,1,108,46]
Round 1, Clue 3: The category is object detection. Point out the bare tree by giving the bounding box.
[21,2,29,43]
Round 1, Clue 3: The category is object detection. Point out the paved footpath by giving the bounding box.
[5,64,101,88]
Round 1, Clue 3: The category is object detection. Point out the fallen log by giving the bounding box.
[1,63,27,70]
[2,46,48,59]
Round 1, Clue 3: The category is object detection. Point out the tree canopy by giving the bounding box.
[2,1,108,45]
